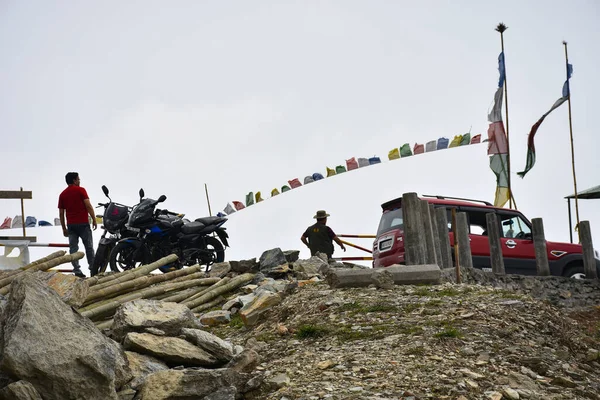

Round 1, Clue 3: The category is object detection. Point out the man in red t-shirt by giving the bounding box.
[58,172,97,278]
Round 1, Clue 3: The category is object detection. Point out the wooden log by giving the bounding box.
[434,207,453,269]
[531,218,550,276]
[0,250,66,282]
[455,212,473,269]
[90,261,202,294]
[0,252,84,295]
[170,270,207,283]
[90,254,179,290]
[79,277,221,320]
[326,264,441,288]
[94,319,113,330]
[184,277,231,303]
[191,296,226,314]
[402,193,426,265]
[159,277,225,304]
[580,221,598,279]
[486,213,505,275]
[182,273,254,310]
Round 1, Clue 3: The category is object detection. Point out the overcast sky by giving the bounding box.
[1,1,599,269]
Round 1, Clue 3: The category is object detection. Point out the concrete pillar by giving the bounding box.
[486,213,505,275]
[420,201,437,265]
[434,207,453,269]
[455,212,473,269]
[402,192,425,265]
[531,218,550,276]
[429,204,443,268]
[580,221,597,279]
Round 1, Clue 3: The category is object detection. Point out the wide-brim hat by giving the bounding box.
[313,210,330,219]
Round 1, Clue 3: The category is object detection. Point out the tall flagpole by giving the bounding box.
[496,23,512,209]
[563,41,580,239]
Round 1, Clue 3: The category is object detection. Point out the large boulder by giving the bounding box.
[111,299,201,342]
[239,291,282,326]
[293,256,328,277]
[0,274,131,400]
[208,262,231,278]
[123,332,220,367]
[283,250,300,263]
[258,248,287,272]
[39,271,90,307]
[138,369,258,400]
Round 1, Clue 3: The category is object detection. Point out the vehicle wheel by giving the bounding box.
[92,243,111,276]
[563,265,585,279]
[198,237,225,270]
[109,242,147,272]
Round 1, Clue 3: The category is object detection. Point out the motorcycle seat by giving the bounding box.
[195,216,226,226]
[181,221,205,234]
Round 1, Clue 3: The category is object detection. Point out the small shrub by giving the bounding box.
[295,324,329,339]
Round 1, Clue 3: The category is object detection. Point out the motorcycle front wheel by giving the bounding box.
[109,241,148,272]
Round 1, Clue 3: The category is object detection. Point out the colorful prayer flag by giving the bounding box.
[517,64,572,178]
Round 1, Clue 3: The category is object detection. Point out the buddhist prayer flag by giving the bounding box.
[517,64,572,178]
[488,52,510,207]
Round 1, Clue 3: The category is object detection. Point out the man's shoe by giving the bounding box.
[73,269,86,278]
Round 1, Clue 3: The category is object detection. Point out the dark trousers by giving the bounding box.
[67,224,94,270]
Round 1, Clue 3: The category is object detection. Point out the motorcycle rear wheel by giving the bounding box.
[109,241,148,272]
[203,236,225,265]
[92,243,112,276]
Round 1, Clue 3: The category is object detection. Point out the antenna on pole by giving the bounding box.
[204,183,213,216]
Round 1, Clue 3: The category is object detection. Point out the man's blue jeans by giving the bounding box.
[67,224,94,270]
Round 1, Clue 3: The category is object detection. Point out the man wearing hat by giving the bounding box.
[300,210,346,259]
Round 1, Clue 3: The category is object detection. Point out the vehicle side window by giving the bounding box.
[498,213,531,239]
[464,210,488,236]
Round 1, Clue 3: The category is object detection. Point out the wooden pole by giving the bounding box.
[563,41,580,241]
[496,23,512,209]
[402,192,426,265]
[204,183,212,216]
[20,187,26,237]
[455,212,473,271]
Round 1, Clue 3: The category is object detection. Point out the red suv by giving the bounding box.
[372,195,600,278]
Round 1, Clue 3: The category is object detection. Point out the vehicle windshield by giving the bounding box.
[377,207,403,236]
[497,213,532,239]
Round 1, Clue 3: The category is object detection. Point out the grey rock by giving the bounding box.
[123,332,219,367]
[180,328,235,362]
[208,262,231,278]
[0,274,131,400]
[225,348,260,373]
[124,351,169,390]
[137,368,250,400]
[229,258,258,274]
[283,250,300,263]
[258,248,288,272]
[111,299,200,342]
[199,310,231,326]
[202,386,236,400]
[0,380,42,400]
[294,256,328,277]
[370,269,395,289]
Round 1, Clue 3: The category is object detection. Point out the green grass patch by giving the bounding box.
[228,314,244,329]
[295,324,330,339]
[434,326,463,339]
[340,301,362,311]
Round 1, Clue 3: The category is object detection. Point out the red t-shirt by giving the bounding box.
[58,185,90,225]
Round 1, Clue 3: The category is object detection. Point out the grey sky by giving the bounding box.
[1,1,599,264]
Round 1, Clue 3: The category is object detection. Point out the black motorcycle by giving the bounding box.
[90,186,138,276]
[108,194,228,273]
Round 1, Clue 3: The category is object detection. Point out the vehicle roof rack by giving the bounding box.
[421,194,493,207]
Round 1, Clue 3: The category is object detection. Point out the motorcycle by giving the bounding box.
[108,193,229,273]
[90,186,139,276]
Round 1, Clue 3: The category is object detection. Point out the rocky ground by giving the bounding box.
[207,280,600,400]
